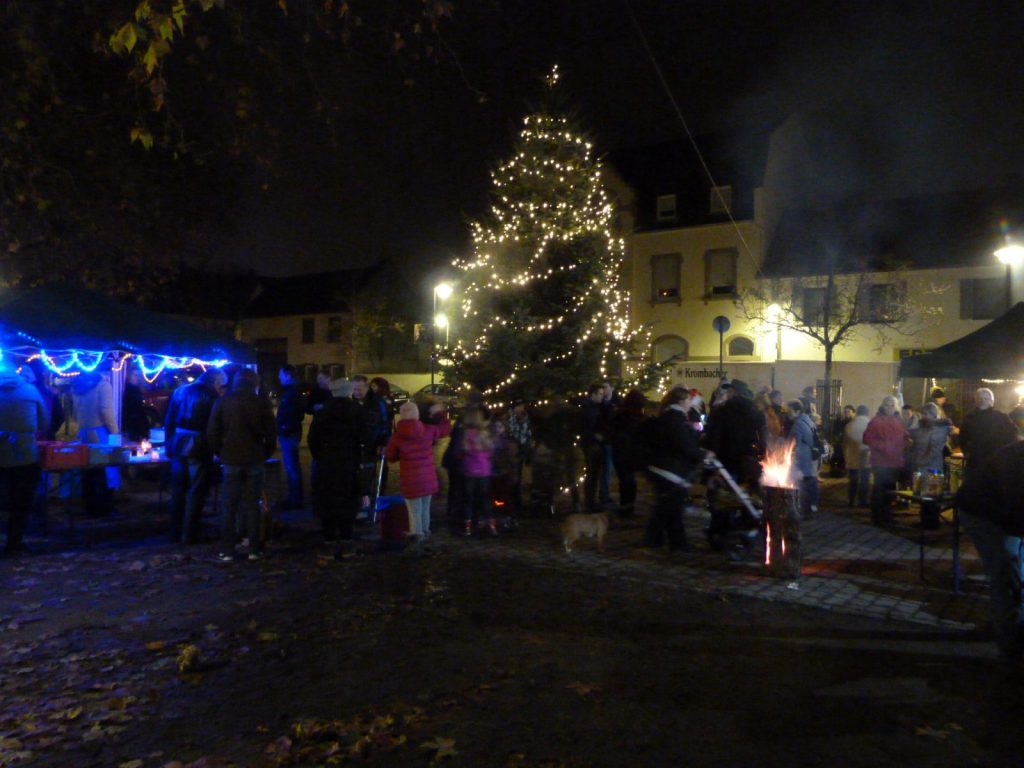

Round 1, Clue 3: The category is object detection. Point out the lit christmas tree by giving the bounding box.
[450,66,651,406]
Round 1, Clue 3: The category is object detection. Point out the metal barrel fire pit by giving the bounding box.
[760,439,802,581]
[763,485,801,580]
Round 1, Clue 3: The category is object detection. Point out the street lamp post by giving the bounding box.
[431,283,453,390]
[994,240,1024,309]
[434,312,449,347]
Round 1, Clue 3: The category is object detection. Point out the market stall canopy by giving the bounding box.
[0,284,254,364]
[899,302,1024,379]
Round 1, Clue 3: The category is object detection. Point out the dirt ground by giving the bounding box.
[2,501,1023,768]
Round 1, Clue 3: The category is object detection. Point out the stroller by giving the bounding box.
[702,458,764,562]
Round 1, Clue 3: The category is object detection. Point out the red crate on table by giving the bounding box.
[39,442,90,471]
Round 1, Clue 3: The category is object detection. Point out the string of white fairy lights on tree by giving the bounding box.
[452,65,651,404]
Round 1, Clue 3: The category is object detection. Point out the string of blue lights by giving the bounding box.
[7,346,230,381]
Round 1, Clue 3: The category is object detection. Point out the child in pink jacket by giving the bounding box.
[459,407,496,536]
[385,400,451,540]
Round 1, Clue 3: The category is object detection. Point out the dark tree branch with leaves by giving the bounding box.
[0,0,460,299]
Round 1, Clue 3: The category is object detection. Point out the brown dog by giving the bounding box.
[561,513,609,553]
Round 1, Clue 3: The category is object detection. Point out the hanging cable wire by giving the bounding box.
[623,0,763,279]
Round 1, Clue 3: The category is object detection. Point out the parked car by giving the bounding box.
[389,384,410,407]
[413,383,461,410]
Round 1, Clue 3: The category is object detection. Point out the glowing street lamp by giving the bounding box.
[434,312,449,346]
[431,283,453,389]
[994,239,1024,308]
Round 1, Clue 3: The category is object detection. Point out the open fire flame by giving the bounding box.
[760,439,797,489]
[764,523,787,566]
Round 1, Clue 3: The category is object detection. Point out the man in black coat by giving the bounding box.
[960,439,1024,658]
[959,387,1018,481]
[646,386,708,554]
[308,379,374,547]
[207,369,277,560]
[276,365,306,511]
[165,368,227,543]
[580,383,608,513]
[703,379,766,487]
[121,368,151,442]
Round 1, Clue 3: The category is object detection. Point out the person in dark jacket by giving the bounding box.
[308,379,373,547]
[23,362,62,521]
[609,388,647,516]
[505,400,533,514]
[645,386,708,554]
[960,439,1024,658]
[0,359,48,557]
[369,376,396,493]
[25,360,63,440]
[352,375,391,514]
[580,383,608,513]
[305,368,333,416]
[959,388,1018,482]
[703,379,766,488]
[165,368,226,543]
[787,400,819,519]
[121,368,150,442]
[276,365,306,511]
[208,369,277,561]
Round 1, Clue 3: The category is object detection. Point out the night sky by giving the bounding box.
[225,0,1024,277]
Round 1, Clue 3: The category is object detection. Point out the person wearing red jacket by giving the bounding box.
[862,395,909,526]
[385,400,451,542]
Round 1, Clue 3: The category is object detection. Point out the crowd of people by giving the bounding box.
[1,360,1023,657]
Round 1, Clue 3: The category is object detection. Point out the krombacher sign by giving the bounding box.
[679,367,726,379]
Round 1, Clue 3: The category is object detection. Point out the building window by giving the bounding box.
[301,317,315,344]
[727,335,755,357]
[802,287,826,326]
[704,248,737,297]
[960,277,1007,320]
[326,316,344,343]
[709,185,733,215]
[856,282,904,322]
[656,194,677,223]
[650,253,681,302]
[652,335,688,365]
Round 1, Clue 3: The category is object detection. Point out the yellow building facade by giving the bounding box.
[618,172,1021,412]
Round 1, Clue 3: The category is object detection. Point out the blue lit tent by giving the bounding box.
[0,283,254,373]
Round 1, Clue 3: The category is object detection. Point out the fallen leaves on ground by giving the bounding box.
[253,711,422,765]
[565,681,602,697]
[420,736,459,761]
[177,644,201,673]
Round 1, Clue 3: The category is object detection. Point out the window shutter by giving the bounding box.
[854,283,870,321]
[959,279,973,319]
[651,254,681,301]
[705,249,737,295]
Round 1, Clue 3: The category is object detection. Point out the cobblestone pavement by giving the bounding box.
[425,476,989,633]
